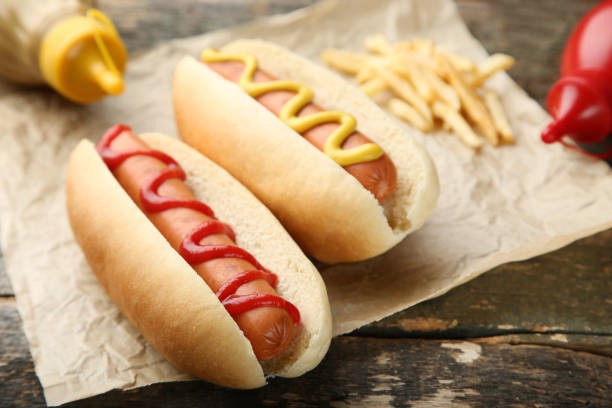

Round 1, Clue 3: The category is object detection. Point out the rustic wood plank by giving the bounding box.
[360,228,612,339]
[0,303,45,407]
[58,337,612,407]
[97,0,318,56]
[2,299,610,407]
[477,333,612,357]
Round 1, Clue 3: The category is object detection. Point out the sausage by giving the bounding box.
[203,60,398,202]
[103,128,295,361]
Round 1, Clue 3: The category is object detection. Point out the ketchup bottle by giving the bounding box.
[541,0,612,160]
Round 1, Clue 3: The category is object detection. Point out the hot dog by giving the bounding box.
[98,124,297,361]
[204,59,398,201]
[173,39,440,263]
[66,126,332,388]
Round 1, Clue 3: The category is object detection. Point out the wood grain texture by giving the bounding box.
[0,0,610,406]
[98,0,318,57]
[53,338,612,407]
[359,228,612,339]
[2,313,610,408]
[0,304,45,407]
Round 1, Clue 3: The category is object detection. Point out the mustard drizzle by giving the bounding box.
[200,48,384,167]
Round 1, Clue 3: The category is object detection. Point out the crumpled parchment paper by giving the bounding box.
[1,0,611,405]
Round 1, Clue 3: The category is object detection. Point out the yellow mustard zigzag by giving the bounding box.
[201,48,383,166]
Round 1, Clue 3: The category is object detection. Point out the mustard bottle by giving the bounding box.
[0,0,126,103]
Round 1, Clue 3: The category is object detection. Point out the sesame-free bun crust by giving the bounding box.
[173,39,439,263]
[65,133,332,388]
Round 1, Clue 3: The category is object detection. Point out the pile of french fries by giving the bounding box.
[322,34,515,149]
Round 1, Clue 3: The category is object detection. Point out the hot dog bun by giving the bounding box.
[65,132,332,388]
[173,39,440,263]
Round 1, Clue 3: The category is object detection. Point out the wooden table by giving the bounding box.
[1,1,611,406]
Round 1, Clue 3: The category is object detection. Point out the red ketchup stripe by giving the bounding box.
[140,165,215,217]
[180,221,266,270]
[97,124,179,170]
[216,270,278,302]
[223,294,301,324]
[96,124,300,326]
[181,243,265,269]
[181,219,237,245]
[98,123,131,150]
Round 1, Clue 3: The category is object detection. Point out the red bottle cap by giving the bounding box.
[543,75,611,143]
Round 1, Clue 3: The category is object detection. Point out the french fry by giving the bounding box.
[361,77,387,96]
[389,98,434,132]
[364,33,394,55]
[471,53,515,87]
[376,67,433,122]
[408,38,435,55]
[405,63,435,103]
[393,41,414,55]
[422,68,460,110]
[437,48,477,74]
[321,36,516,150]
[321,49,371,75]
[437,54,499,146]
[388,59,434,102]
[355,67,375,83]
[390,53,441,77]
[484,89,514,143]
[433,101,483,149]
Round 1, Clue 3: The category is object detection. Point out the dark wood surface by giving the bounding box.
[1,0,611,407]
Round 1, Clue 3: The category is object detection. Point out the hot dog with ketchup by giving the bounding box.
[173,39,440,263]
[66,126,332,388]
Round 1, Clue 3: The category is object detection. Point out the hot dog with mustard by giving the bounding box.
[173,39,440,263]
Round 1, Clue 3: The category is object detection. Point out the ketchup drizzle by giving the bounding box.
[96,124,300,324]
[216,270,278,302]
[180,221,266,269]
[141,166,215,216]
[224,294,300,324]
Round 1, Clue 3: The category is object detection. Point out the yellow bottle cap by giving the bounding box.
[39,9,127,104]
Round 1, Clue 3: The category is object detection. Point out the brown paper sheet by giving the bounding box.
[1,0,611,405]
